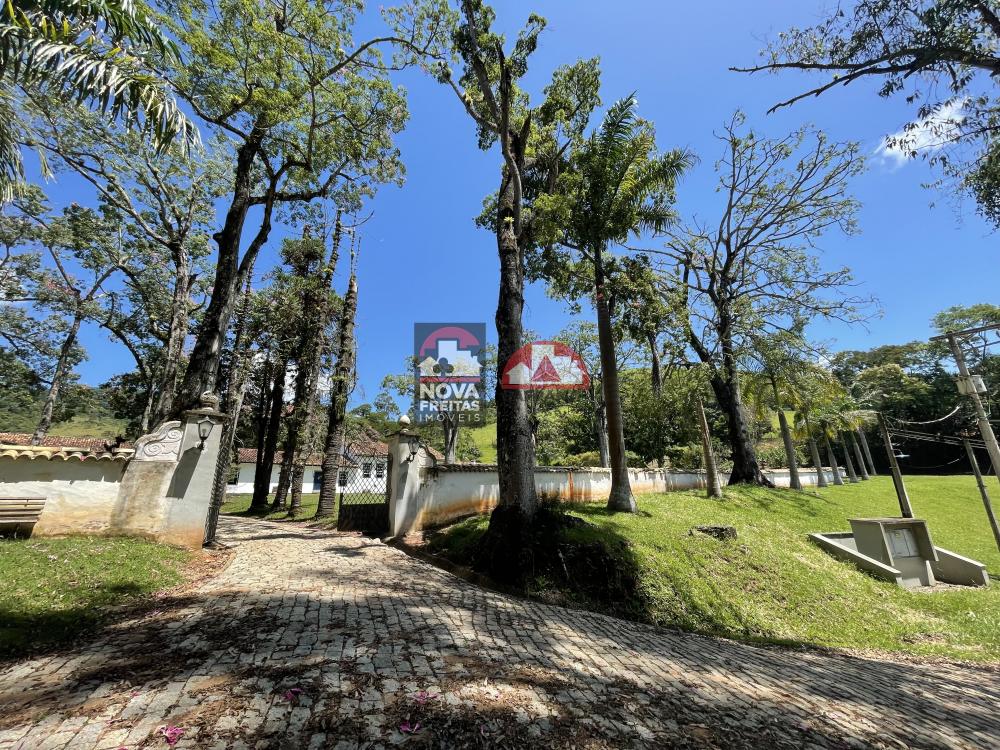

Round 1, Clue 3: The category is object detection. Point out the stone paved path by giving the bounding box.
[1,517,998,749]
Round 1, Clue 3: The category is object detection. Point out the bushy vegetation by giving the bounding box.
[427,476,1000,661]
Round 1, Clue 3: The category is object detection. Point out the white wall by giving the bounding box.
[226,461,388,494]
[388,440,841,535]
[0,456,126,536]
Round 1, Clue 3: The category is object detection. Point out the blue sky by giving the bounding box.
[53,0,996,407]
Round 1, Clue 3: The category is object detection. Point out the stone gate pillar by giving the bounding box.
[386,416,431,537]
[111,393,229,548]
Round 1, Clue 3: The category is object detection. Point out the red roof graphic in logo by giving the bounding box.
[501,341,590,390]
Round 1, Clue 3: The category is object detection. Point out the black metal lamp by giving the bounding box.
[405,433,421,462]
[197,417,215,450]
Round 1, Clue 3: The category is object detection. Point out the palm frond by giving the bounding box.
[0,0,197,189]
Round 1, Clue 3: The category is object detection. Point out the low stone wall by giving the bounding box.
[0,453,128,536]
[386,435,840,536]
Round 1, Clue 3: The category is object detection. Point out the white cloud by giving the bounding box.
[875,99,966,169]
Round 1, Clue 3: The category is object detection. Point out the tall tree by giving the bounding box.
[660,114,869,485]
[436,1,601,570]
[30,205,131,443]
[26,98,221,427]
[316,268,358,519]
[272,218,342,516]
[534,96,690,511]
[166,0,450,414]
[736,0,1000,226]
[0,187,63,375]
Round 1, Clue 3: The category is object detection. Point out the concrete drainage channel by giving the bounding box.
[810,517,990,589]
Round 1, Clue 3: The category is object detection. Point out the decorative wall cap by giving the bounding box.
[0,444,132,462]
[200,391,222,410]
[133,421,184,462]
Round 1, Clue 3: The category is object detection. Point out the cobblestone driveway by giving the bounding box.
[1,517,998,749]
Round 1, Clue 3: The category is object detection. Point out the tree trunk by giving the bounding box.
[443,413,459,464]
[272,446,294,510]
[594,400,610,468]
[849,431,869,480]
[808,437,827,487]
[32,314,83,445]
[205,271,254,544]
[251,359,271,496]
[840,432,860,483]
[151,244,189,427]
[594,247,635,512]
[770,376,800,489]
[856,428,877,476]
[288,462,306,518]
[316,274,358,519]
[822,426,844,486]
[696,397,722,498]
[251,357,286,510]
[803,414,826,488]
[138,381,155,435]
[710,371,771,486]
[488,179,538,524]
[174,127,267,415]
[646,330,662,395]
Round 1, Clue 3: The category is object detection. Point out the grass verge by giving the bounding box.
[425,476,1000,662]
[0,535,191,658]
[221,492,338,526]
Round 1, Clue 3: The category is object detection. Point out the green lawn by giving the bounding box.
[428,475,1000,662]
[221,492,336,525]
[0,536,190,657]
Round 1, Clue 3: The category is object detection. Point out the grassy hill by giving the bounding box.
[467,421,497,463]
[428,476,1000,662]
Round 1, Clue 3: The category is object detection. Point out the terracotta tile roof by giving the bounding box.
[0,432,132,453]
[235,449,325,466]
[236,429,389,468]
[0,433,132,463]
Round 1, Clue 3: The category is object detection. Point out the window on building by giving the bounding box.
[312,471,323,492]
[362,462,372,478]
[338,470,348,487]
[375,462,386,479]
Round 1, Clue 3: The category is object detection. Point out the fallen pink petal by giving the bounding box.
[399,720,422,734]
[156,725,184,746]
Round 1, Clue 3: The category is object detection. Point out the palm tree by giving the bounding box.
[547,95,692,512]
[1,0,197,200]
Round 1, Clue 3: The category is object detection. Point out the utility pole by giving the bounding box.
[877,412,913,519]
[933,326,1000,492]
[962,438,1000,553]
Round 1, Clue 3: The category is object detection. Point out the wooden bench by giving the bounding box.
[0,497,46,537]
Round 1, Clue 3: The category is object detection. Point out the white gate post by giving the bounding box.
[386,416,431,537]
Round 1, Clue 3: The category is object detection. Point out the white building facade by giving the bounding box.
[227,447,388,495]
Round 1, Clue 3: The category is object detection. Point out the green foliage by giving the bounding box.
[0,0,197,200]
[0,534,188,656]
[165,0,451,213]
[620,367,702,466]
